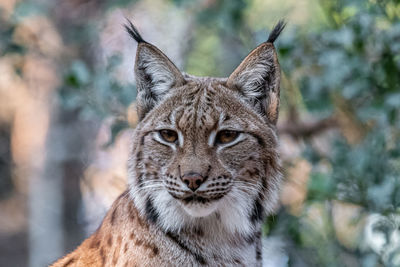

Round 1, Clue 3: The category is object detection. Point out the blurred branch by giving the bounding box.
[279,73,338,139]
[278,116,338,139]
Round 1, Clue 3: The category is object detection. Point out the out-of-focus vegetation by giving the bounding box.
[271,1,400,266]
[0,0,399,266]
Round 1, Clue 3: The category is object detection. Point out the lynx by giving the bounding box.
[52,19,285,267]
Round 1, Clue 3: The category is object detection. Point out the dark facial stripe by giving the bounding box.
[255,231,262,261]
[256,244,262,261]
[248,132,265,147]
[165,231,207,265]
[244,234,255,244]
[137,173,144,188]
[250,194,264,223]
[140,135,145,145]
[145,197,159,224]
[136,150,142,160]
[193,226,204,237]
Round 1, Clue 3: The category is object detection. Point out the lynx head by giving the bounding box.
[126,20,285,237]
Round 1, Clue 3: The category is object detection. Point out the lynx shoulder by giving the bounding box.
[51,20,285,267]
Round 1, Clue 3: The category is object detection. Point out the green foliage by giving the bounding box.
[307,172,335,201]
[0,15,24,56]
[60,54,136,131]
[329,131,400,212]
[272,0,400,265]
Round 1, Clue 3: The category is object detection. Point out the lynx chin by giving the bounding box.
[52,19,286,267]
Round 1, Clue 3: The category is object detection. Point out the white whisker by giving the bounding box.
[130,183,164,196]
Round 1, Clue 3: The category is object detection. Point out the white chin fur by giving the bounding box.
[132,186,256,237]
[180,201,219,217]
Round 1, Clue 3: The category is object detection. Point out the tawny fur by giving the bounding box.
[51,20,285,267]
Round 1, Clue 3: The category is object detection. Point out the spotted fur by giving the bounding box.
[51,20,285,267]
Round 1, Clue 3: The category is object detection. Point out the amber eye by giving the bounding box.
[216,130,239,144]
[159,129,178,143]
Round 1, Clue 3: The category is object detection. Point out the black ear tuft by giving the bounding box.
[267,20,286,43]
[124,19,146,43]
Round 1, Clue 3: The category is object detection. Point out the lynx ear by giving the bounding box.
[125,20,185,120]
[227,21,285,124]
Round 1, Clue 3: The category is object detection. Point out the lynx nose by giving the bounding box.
[181,173,205,191]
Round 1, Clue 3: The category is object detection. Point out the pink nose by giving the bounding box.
[181,173,205,191]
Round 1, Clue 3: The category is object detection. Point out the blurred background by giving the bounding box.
[0,0,399,266]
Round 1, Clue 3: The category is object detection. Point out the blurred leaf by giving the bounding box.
[70,60,91,86]
[307,172,335,201]
[104,120,129,148]
[13,1,46,19]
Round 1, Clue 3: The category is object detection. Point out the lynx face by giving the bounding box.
[126,22,283,237]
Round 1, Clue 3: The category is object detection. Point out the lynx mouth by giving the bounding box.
[177,195,221,217]
[181,194,224,204]
[169,192,225,204]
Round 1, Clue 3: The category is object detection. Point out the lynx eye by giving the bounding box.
[216,130,239,144]
[159,129,178,143]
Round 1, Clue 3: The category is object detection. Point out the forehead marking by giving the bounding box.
[173,82,225,148]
